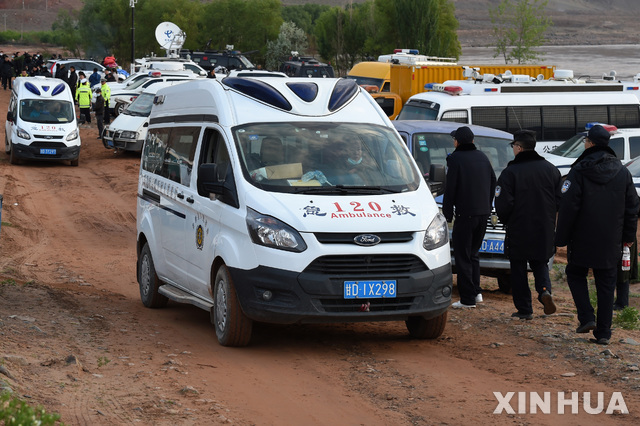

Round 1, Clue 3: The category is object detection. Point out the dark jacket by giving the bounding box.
[1,58,14,77]
[442,143,496,221]
[93,94,104,115]
[67,71,78,92]
[495,150,562,260]
[54,65,68,83]
[556,145,639,269]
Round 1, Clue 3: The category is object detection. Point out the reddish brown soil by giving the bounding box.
[1,79,640,425]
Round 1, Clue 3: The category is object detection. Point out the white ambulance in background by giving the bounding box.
[136,75,453,346]
[102,80,190,152]
[5,76,81,166]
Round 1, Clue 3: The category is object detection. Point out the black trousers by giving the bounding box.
[104,99,111,124]
[510,258,552,315]
[452,214,488,305]
[79,107,91,124]
[566,263,616,340]
[1,75,11,90]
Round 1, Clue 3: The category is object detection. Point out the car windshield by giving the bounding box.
[410,132,512,178]
[549,133,586,157]
[234,122,420,194]
[346,76,385,90]
[397,101,440,120]
[626,156,640,176]
[20,99,74,124]
[123,92,154,116]
[127,76,153,90]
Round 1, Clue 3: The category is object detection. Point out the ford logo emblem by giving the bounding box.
[354,234,381,246]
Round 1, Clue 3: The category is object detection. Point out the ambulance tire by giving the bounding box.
[138,243,168,308]
[497,272,512,294]
[70,157,79,167]
[4,133,9,154]
[8,142,19,165]
[212,265,252,347]
[405,311,447,339]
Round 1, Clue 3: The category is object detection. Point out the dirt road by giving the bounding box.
[1,82,640,425]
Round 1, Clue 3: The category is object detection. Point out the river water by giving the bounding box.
[460,44,640,80]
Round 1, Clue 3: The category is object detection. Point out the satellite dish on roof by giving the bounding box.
[155,22,186,57]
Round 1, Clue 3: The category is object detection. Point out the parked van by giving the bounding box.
[279,53,335,78]
[5,76,81,166]
[102,81,190,152]
[136,76,452,346]
[393,120,517,292]
[396,69,640,153]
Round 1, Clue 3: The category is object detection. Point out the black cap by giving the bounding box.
[450,126,474,144]
[588,124,611,146]
[513,130,537,150]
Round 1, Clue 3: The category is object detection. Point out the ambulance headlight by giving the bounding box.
[121,131,137,139]
[17,126,31,140]
[246,208,307,252]
[423,213,448,250]
[66,128,79,141]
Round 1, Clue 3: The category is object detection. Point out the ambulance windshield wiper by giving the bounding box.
[294,185,398,194]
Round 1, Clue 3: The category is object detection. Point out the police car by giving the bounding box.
[543,123,640,176]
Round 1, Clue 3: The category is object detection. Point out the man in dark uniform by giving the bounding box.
[556,124,639,345]
[495,130,562,320]
[443,126,496,308]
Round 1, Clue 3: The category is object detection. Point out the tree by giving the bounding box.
[372,0,460,59]
[490,0,552,64]
[265,21,308,71]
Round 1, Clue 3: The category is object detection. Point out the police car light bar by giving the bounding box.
[424,83,463,95]
[393,49,419,55]
[585,122,618,133]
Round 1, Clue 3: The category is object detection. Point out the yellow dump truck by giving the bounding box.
[348,61,557,119]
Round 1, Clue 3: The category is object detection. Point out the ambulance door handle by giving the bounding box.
[186,196,194,204]
[177,192,185,199]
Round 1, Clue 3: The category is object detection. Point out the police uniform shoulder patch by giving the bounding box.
[495,185,501,197]
[561,180,571,193]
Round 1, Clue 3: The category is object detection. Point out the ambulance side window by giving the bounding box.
[142,128,171,176]
[162,127,200,186]
[200,128,230,182]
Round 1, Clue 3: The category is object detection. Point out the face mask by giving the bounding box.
[347,157,362,165]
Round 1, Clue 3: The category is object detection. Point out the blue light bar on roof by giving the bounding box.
[25,82,41,96]
[328,79,358,112]
[223,77,292,111]
[286,82,318,102]
[51,83,66,96]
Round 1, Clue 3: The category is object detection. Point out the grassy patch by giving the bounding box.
[0,391,63,425]
[613,306,640,330]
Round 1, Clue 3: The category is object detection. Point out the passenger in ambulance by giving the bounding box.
[329,139,377,185]
[259,137,284,166]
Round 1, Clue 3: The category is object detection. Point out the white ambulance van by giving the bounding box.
[136,76,453,346]
[102,80,190,152]
[5,76,81,166]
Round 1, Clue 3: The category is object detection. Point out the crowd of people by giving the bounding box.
[445,124,639,346]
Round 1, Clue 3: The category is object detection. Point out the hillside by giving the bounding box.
[2,0,640,47]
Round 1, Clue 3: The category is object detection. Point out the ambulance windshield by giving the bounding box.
[234,122,421,194]
[20,99,75,124]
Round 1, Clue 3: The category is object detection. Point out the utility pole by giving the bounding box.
[3,14,6,32]
[21,0,24,40]
[130,0,137,75]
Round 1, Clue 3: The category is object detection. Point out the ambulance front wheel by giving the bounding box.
[70,157,79,167]
[138,243,168,308]
[212,265,253,347]
[405,311,447,339]
[8,142,19,165]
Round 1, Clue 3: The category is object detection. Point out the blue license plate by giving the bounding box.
[106,140,113,147]
[344,280,397,299]
[480,239,504,254]
[40,148,56,155]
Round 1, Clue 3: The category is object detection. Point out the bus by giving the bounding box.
[396,69,640,153]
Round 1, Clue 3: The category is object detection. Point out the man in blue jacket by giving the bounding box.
[556,125,639,345]
[443,126,496,308]
[495,130,562,320]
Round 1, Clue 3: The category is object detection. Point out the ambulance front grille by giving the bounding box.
[304,254,427,275]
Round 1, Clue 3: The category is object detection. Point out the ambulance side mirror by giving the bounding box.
[428,164,446,197]
[197,163,239,208]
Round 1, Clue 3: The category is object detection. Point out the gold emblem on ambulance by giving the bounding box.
[196,225,204,250]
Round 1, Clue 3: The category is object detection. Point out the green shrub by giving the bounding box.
[0,391,62,425]
[613,306,640,330]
